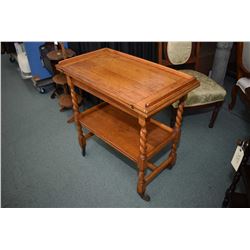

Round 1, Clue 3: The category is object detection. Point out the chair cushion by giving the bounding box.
[236,77,250,94]
[172,70,227,108]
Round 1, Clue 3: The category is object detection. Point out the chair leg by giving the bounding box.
[209,102,223,128]
[228,85,239,111]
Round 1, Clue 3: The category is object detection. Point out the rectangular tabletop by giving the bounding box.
[56,48,199,117]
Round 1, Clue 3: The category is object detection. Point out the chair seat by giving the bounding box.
[173,70,227,108]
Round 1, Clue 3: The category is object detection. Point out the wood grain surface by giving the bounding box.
[79,103,175,162]
[57,48,199,117]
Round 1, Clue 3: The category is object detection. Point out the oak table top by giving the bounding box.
[56,48,199,117]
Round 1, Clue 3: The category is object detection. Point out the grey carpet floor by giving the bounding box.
[1,54,250,207]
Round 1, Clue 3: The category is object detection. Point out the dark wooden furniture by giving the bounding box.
[56,48,199,201]
[48,43,82,123]
[222,138,250,208]
[245,88,250,103]
[47,48,75,62]
[228,42,250,110]
[47,45,76,99]
[158,42,226,128]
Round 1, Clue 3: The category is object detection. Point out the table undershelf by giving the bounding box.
[79,103,176,162]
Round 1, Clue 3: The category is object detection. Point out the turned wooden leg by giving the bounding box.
[222,171,241,208]
[170,96,185,165]
[228,85,239,111]
[137,117,150,201]
[66,76,86,156]
[209,102,222,128]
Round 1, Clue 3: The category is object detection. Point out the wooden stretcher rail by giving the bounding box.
[85,132,94,139]
[147,162,157,171]
[145,155,174,185]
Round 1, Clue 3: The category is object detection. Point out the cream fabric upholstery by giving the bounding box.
[167,42,192,65]
[242,42,250,72]
[236,77,250,94]
[172,70,227,108]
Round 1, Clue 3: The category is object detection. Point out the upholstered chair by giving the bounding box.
[228,42,250,110]
[158,42,227,128]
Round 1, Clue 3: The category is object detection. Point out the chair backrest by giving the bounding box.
[158,42,200,70]
[237,42,250,78]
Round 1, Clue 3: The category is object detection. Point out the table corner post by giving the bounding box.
[137,116,150,201]
[66,75,86,156]
[170,95,186,164]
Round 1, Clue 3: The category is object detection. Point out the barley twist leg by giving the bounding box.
[170,96,186,165]
[137,117,150,201]
[66,76,86,156]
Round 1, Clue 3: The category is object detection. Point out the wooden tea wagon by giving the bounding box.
[56,48,199,201]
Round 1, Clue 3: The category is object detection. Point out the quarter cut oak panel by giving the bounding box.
[57,48,199,117]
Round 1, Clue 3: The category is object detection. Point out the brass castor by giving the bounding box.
[139,193,150,202]
[168,161,175,170]
[168,165,174,170]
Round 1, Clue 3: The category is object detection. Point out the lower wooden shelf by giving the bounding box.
[79,103,176,162]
